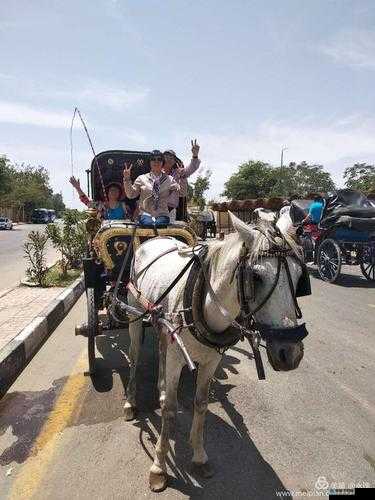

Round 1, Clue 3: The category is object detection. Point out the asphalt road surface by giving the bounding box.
[0,224,58,290]
[0,268,374,499]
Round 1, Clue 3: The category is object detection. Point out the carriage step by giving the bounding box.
[75,322,88,337]
[75,322,103,337]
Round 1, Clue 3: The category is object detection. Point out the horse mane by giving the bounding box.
[207,221,303,267]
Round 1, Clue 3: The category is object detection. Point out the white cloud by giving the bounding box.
[175,116,375,199]
[55,80,150,110]
[0,74,150,111]
[2,114,375,206]
[0,101,72,128]
[0,100,147,148]
[319,29,375,69]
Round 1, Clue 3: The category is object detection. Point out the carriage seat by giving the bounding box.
[93,220,197,272]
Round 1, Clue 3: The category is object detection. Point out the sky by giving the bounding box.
[1,0,375,207]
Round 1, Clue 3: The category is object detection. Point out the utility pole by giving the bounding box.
[280,146,288,197]
[280,146,288,169]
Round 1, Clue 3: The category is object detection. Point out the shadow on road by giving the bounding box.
[0,329,289,498]
[308,266,375,288]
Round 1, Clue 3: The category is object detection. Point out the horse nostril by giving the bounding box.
[279,348,287,364]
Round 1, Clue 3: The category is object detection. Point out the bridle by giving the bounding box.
[233,237,310,378]
[183,226,311,379]
[112,222,311,381]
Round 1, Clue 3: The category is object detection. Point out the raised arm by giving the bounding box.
[179,139,201,178]
[123,163,141,198]
[69,176,91,207]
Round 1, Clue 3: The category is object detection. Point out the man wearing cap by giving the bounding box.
[163,140,201,221]
[123,150,180,227]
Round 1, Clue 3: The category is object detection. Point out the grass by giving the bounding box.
[43,262,82,287]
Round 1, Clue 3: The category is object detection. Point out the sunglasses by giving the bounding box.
[151,156,163,162]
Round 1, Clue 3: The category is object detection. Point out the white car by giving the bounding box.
[0,217,13,230]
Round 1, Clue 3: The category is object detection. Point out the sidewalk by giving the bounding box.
[0,278,85,397]
[0,286,65,351]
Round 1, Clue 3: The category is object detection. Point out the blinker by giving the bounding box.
[258,322,309,343]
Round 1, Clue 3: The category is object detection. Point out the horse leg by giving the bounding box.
[149,350,183,492]
[157,327,168,407]
[190,356,221,478]
[124,320,143,421]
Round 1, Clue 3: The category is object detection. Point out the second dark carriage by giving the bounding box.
[290,190,375,283]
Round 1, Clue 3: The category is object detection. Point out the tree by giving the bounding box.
[0,156,13,198]
[222,161,275,199]
[272,162,336,197]
[191,170,211,210]
[51,193,65,215]
[344,163,375,192]
[0,157,66,217]
[223,160,335,199]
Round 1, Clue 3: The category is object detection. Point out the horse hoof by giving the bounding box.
[149,471,168,492]
[192,461,214,478]
[123,406,136,421]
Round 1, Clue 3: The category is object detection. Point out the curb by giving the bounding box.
[0,276,85,398]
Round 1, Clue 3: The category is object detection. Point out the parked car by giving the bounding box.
[0,217,13,230]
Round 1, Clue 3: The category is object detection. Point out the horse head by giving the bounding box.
[229,211,310,372]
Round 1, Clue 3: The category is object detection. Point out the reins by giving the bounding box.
[112,225,309,380]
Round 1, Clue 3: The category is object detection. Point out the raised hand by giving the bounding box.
[191,139,200,158]
[69,176,81,190]
[123,162,132,181]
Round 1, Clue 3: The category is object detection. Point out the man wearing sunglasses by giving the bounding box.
[123,150,180,227]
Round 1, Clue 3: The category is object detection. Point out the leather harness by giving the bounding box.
[121,226,311,380]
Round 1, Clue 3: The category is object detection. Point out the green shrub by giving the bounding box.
[23,230,49,286]
[46,209,87,275]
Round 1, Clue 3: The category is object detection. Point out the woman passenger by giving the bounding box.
[69,177,132,220]
[123,150,179,227]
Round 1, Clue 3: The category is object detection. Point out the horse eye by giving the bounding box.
[253,272,263,282]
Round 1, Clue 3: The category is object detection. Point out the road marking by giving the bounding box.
[8,351,88,500]
[368,304,375,308]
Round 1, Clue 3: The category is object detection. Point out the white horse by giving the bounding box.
[125,211,308,492]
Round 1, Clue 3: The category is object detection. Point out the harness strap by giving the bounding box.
[135,246,179,280]
[242,257,282,318]
[193,251,254,340]
[113,224,138,301]
[126,252,199,324]
[281,256,303,319]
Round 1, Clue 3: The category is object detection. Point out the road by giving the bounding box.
[0,268,374,499]
[0,224,58,290]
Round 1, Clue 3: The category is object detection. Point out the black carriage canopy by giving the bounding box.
[289,190,375,231]
[89,150,152,203]
[319,189,375,231]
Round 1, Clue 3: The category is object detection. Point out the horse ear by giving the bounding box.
[276,212,298,241]
[228,211,256,244]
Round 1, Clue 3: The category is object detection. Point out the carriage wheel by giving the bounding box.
[360,245,375,281]
[317,239,342,283]
[86,287,99,375]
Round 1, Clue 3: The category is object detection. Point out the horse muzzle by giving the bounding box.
[258,323,309,372]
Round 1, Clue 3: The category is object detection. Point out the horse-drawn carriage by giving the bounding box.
[76,150,197,375]
[73,149,315,491]
[290,190,375,283]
